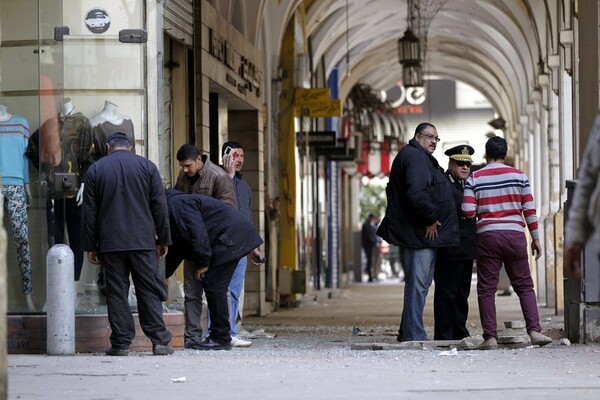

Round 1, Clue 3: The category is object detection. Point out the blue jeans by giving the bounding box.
[398,247,436,341]
[227,256,248,336]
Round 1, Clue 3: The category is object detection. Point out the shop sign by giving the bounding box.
[295,131,336,146]
[294,88,331,106]
[208,28,262,98]
[85,8,111,34]
[296,100,342,118]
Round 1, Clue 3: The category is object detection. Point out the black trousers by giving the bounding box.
[200,258,238,344]
[46,197,84,280]
[102,250,171,349]
[433,258,473,340]
[363,245,374,282]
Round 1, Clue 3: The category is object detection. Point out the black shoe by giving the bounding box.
[191,337,231,351]
[105,347,129,356]
[152,344,175,355]
[184,338,202,349]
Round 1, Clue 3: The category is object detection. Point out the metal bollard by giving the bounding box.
[46,244,75,355]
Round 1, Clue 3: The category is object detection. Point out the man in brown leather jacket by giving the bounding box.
[174,143,237,348]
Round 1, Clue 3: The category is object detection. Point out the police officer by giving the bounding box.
[433,144,476,340]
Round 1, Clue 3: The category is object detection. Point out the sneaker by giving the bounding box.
[152,344,175,355]
[230,335,252,348]
[529,331,552,346]
[477,337,498,350]
[105,347,129,356]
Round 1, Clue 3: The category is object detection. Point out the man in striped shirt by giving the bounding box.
[462,136,552,349]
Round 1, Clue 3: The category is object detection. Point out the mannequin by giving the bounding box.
[0,104,36,311]
[0,104,10,121]
[45,97,94,281]
[90,100,136,159]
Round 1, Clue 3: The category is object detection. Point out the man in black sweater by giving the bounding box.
[165,189,263,350]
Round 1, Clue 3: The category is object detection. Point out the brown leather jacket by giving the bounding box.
[174,155,237,208]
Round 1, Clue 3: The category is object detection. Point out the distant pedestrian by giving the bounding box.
[361,213,378,282]
[82,132,174,356]
[462,136,552,349]
[378,122,459,342]
[434,145,476,340]
[565,114,600,279]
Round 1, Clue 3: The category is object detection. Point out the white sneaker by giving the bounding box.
[230,335,252,348]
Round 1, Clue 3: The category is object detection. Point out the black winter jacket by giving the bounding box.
[377,139,459,248]
[437,172,476,261]
[164,189,263,277]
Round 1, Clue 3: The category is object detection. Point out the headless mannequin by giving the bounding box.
[46,97,93,281]
[90,100,125,126]
[0,104,35,311]
[0,104,10,121]
[61,97,74,116]
[90,101,135,159]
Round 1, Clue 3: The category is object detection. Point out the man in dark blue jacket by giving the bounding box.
[377,122,459,342]
[82,132,173,356]
[433,145,476,340]
[165,189,263,350]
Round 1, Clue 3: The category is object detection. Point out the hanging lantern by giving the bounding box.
[397,29,421,65]
[402,63,423,88]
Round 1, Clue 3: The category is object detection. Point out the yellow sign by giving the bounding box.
[296,100,342,118]
[294,88,331,106]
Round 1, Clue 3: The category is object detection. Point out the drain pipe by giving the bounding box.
[46,244,75,355]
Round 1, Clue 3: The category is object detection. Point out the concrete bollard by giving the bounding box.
[46,244,75,355]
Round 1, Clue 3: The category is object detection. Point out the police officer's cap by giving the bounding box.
[444,144,474,163]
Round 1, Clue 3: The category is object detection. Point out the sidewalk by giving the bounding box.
[8,280,600,400]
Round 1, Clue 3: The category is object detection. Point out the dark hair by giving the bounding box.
[221,141,243,156]
[485,136,508,160]
[176,143,201,161]
[414,122,436,136]
[107,137,130,148]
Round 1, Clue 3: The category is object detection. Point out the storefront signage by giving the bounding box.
[295,131,336,146]
[294,88,331,106]
[296,100,342,118]
[392,86,426,114]
[85,8,111,34]
[208,28,262,98]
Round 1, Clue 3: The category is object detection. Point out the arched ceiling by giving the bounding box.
[293,0,559,136]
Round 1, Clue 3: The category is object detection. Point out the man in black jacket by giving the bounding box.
[433,145,476,340]
[165,189,263,350]
[377,122,459,342]
[361,213,379,282]
[82,132,174,356]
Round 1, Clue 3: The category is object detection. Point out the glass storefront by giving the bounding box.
[1,0,148,313]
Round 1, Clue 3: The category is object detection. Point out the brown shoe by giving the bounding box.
[477,337,498,350]
[529,331,552,346]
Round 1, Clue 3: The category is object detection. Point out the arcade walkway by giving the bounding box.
[11,279,599,400]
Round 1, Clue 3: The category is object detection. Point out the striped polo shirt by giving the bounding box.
[462,162,539,240]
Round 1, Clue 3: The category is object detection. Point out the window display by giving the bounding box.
[0,104,35,311]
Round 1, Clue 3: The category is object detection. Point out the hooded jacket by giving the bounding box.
[377,138,459,249]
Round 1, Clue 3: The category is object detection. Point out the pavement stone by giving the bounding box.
[7,280,600,399]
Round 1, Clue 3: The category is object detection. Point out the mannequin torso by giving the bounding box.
[0,104,13,122]
[90,101,126,126]
[61,98,75,116]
